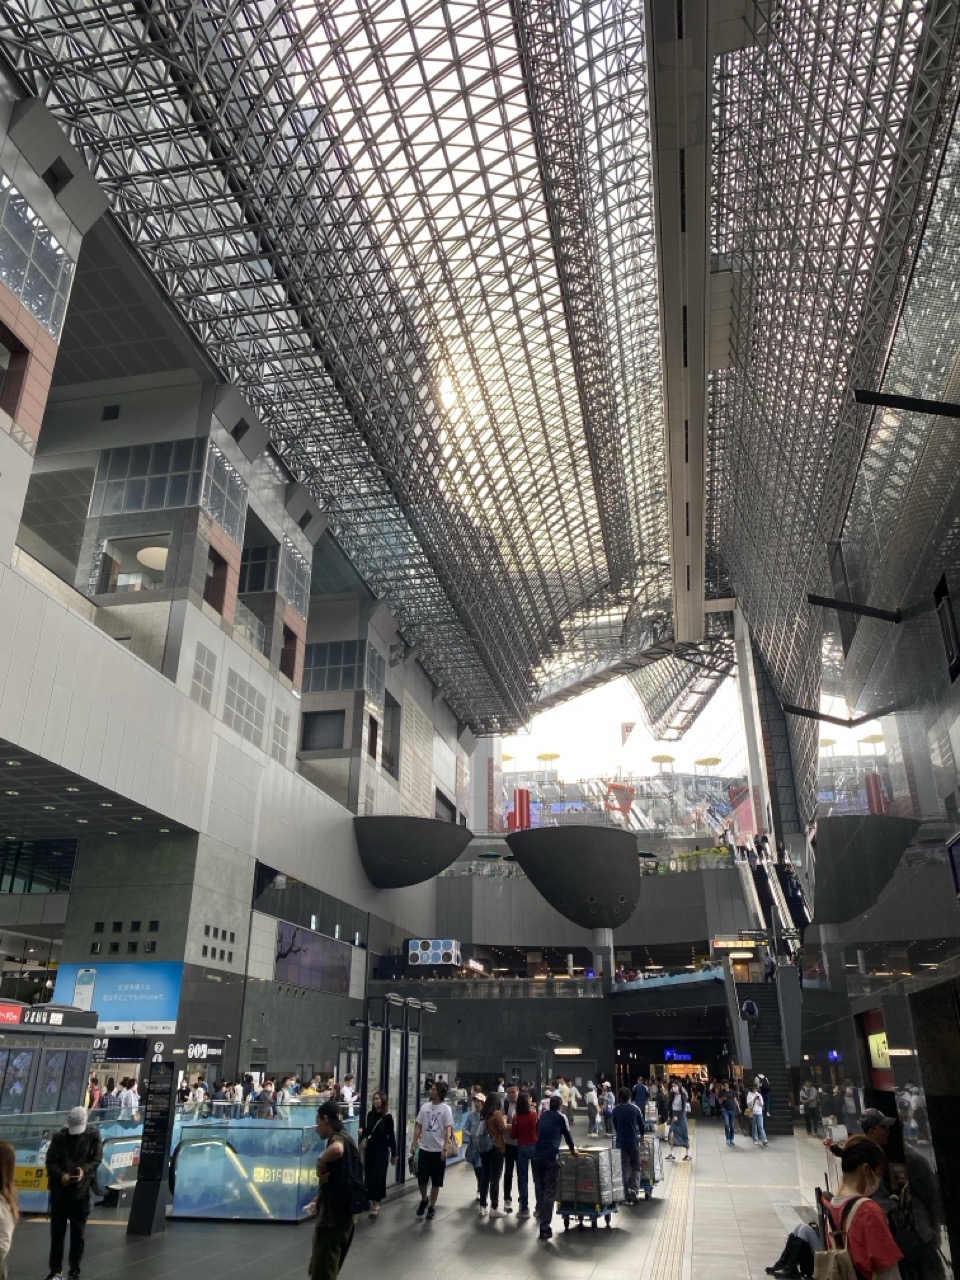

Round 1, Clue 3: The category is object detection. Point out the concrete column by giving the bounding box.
[591,928,614,980]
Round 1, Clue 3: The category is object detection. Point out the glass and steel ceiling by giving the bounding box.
[0,0,957,782]
[0,0,668,734]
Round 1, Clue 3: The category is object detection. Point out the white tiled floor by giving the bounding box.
[13,1121,824,1280]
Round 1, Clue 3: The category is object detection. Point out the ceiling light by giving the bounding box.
[106,831,118,836]
[76,819,88,825]
[42,806,55,811]
[130,816,142,822]
[158,828,170,833]
[4,761,19,767]
[4,791,18,797]
[137,545,169,572]
[65,787,79,793]
[99,803,112,808]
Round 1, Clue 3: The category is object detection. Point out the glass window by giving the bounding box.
[279,538,310,619]
[201,442,248,544]
[108,942,119,954]
[191,643,217,711]
[0,174,75,339]
[204,925,210,936]
[149,920,159,932]
[302,640,367,694]
[90,942,101,955]
[127,941,138,954]
[130,921,141,932]
[93,922,104,933]
[145,941,157,954]
[112,921,123,933]
[222,669,267,748]
[202,945,208,957]
[90,437,205,519]
[301,710,346,751]
[271,707,290,764]
[238,543,278,594]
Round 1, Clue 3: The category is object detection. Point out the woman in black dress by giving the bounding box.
[360,1090,397,1218]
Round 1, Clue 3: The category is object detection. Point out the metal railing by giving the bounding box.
[369,977,604,998]
[235,598,268,654]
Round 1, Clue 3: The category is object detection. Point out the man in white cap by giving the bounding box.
[44,1106,103,1280]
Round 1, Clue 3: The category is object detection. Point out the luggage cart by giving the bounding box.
[557,1148,624,1229]
[559,1199,618,1230]
[634,1133,662,1201]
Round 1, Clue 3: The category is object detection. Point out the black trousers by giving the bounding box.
[49,1196,89,1273]
[478,1149,504,1209]
[503,1143,518,1201]
[532,1155,560,1229]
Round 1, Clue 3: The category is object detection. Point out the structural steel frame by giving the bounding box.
[0,0,957,784]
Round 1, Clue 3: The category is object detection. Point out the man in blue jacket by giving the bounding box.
[632,1077,649,1111]
[532,1095,576,1240]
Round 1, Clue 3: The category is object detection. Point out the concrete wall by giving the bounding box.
[0,557,436,938]
[436,865,753,947]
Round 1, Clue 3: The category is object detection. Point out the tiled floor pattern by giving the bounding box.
[10,1122,826,1280]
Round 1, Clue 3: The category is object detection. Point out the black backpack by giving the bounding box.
[330,1135,370,1216]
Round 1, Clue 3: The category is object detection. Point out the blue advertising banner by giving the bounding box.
[53,963,184,1034]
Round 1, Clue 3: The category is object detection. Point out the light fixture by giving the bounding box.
[99,803,112,809]
[42,806,55,811]
[728,951,754,960]
[106,831,118,836]
[130,816,142,822]
[65,787,79,793]
[159,827,170,833]
[136,545,169,572]
[76,819,88,825]
[4,761,19,767]
[4,791,18,797]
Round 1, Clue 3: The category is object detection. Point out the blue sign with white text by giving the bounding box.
[53,963,184,1034]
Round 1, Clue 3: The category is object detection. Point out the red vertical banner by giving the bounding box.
[514,787,531,829]
[864,772,888,814]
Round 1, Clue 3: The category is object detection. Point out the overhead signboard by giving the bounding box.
[53,963,184,1034]
[187,1038,225,1064]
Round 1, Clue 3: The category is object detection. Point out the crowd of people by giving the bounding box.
[175,1072,358,1119]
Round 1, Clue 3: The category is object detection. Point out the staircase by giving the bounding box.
[738,981,793,1136]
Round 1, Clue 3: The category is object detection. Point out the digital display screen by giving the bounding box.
[274,921,351,995]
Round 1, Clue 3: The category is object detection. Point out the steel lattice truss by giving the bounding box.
[708,0,960,812]
[628,634,736,742]
[0,0,668,734]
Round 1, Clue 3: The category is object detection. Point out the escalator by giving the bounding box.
[774,862,812,932]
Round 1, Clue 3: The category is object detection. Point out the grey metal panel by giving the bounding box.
[813,814,920,925]
[354,816,473,889]
[505,826,642,928]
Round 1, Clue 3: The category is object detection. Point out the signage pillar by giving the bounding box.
[127,1059,177,1236]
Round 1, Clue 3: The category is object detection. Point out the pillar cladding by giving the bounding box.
[591,928,614,981]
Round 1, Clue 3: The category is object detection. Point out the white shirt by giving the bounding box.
[341,1084,356,1117]
[0,1198,13,1260]
[415,1101,454,1152]
[120,1087,138,1117]
[747,1090,764,1116]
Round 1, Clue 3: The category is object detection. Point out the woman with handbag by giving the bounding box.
[360,1091,397,1219]
[477,1095,507,1217]
[666,1082,691,1162]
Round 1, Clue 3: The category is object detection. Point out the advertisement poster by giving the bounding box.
[53,963,184,1033]
[274,921,350,995]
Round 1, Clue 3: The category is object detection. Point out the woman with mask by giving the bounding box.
[360,1090,397,1219]
[666,1082,691,1161]
[822,1138,902,1280]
